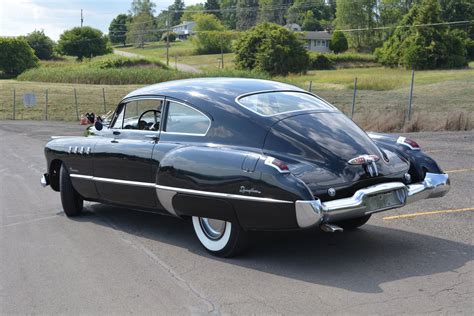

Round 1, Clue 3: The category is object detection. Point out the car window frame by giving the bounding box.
[235,89,336,117]
[162,99,212,137]
[109,96,165,133]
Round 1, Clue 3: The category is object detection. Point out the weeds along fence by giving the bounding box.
[0,76,472,132]
[0,84,134,122]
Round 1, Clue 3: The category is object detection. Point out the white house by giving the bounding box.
[302,31,332,53]
[171,21,196,40]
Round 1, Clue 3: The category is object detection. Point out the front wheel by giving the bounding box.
[333,214,371,230]
[192,217,248,257]
[59,164,83,217]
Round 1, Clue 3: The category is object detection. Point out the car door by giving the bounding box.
[93,97,164,208]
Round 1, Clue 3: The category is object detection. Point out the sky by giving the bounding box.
[0,0,202,40]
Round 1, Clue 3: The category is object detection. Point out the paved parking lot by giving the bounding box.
[1,120,472,314]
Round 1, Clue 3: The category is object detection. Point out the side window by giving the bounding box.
[111,104,125,129]
[165,101,210,135]
[119,99,163,130]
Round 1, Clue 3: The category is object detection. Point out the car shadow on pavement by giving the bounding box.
[71,203,473,294]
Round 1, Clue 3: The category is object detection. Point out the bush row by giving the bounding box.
[17,66,268,85]
[309,52,378,70]
[90,55,168,69]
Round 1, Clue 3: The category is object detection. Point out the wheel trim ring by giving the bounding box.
[192,217,232,252]
[199,218,226,240]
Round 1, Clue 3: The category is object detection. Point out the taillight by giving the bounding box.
[264,157,290,173]
[397,136,420,150]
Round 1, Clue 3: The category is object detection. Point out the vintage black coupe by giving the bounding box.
[41,78,450,257]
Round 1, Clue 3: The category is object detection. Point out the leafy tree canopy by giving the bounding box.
[204,0,221,20]
[168,0,185,26]
[180,4,204,22]
[57,27,112,60]
[126,12,156,48]
[329,31,348,53]
[234,22,310,75]
[194,13,226,32]
[129,0,156,16]
[0,37,39,76]
[23,30,55,60]
[109,14,132,46]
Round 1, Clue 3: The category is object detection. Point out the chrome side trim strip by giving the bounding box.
[155,184,293,204]
[69,174,293,204]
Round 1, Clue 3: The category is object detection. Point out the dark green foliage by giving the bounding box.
[236,0,258,30]
[109,14,132,46]
[220,0,237,29]
[126,13,156,48]
[309,54,333,70]
[161,32,177,42]
[168,0,185,26]
[301,11,323,31]
[330,31,348,54]
[465,38,474,61]
[258,0,289,25]
[24,30,55,60]
[204,0,221,20]
[57,27,112,60]
[0,37,39,76]
[92,56,167,69]
[234,23,310,75]
[375,0,468,69]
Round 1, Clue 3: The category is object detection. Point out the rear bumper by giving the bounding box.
[295,172,450,228]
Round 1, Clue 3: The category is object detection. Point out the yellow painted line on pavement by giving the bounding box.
[445,168,474,174]
[383,208,474,220]
[425,149,444,153]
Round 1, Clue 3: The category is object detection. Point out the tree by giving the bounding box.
[181,4,204,22]
[234,23,310,75]
[168,0,185,27]
[126,12,156,48]
[0,37,39,76]
[205,0,221,20]
[329,31,348,53]
[287,0,332,25]
[375,0,468,69]
[257,0,289,25]
[236,0,259,30]
[129,0,156,16]
[335,0,378,51]
[24,30,54,60]
[57,27,112,60]
[192,13,233,54]
[220,0,237,29]
[301,11,322,31]
[109,14,132,46]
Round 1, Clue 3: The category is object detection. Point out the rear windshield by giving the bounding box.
[237,91,334,116]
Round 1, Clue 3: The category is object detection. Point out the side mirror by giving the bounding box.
[94,120,103,131]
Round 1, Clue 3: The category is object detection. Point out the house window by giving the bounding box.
[317,40,321,46]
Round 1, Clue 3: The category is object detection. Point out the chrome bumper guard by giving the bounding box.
[40,173,49,188]
[295,172,450,228]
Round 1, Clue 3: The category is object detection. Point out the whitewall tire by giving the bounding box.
[192,216,248,257]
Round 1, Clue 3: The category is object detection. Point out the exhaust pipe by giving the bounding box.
[320,223,343,233]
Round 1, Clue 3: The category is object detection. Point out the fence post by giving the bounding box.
[351,77,358,118]
[308,81,313,92]
[45,89,48,120]
[102,87,106,112]
[174,55,177,70]
[407,68,415,121]
[74,88,79,121]
[12,88,16,120]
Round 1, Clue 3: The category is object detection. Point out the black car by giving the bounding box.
[41,78,450,257]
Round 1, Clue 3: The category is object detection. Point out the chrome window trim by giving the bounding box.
[235,90,337,117]
[164,100,212,137]
[111,96,166,130]
[69,174,292,204]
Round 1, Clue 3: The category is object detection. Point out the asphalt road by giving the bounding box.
[1,120,472,314]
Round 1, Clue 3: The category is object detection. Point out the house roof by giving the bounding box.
[302,31,332,40]
[171,21,196,28]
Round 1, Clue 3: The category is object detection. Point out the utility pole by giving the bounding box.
[80,9,83,27]
[166,11,170,66]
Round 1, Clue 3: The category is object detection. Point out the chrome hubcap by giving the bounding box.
[199,217,226,240]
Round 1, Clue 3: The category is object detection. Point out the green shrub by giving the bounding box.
[57,27,112,60]
[466,38,474,61]
[330,31,348,54]
[310,54,333,70]
[161,32,177,42]
[91,55,167,69]
[234,23,310,76]
[24,30,55,60]
[376,0,467,69]
[193,31,235,54]
[0,37,39,76]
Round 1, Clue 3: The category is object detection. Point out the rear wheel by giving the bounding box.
[192,217,248,257]
[59,164,83,217]
[333,215,371,230]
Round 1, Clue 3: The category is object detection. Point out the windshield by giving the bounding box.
[237,91,334,116]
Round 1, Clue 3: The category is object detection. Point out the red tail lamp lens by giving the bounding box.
[397,136,421,150]
[264,157,290,173]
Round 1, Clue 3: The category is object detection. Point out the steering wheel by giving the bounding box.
[137,109,161,130]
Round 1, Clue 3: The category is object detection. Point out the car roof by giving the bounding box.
[123,77,305,104]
